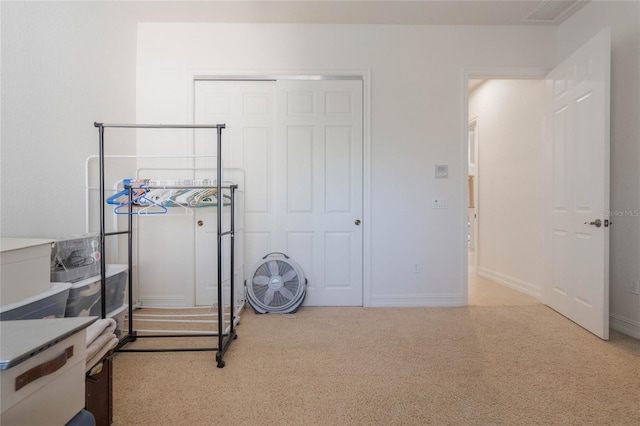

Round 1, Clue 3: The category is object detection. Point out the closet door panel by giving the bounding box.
[325,126,352,213]
[243,127,270,213]
[277,79,363,306]
[194,80,276,306]
[286,126,314,213]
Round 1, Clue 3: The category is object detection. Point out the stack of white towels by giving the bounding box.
[85,318,119,372]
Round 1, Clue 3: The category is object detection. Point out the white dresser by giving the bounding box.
[1,317,97,426]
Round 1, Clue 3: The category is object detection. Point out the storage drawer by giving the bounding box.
[1,318,96,426]
[63,264,128,318]
[0,283,71,321]
[51,234,101,283]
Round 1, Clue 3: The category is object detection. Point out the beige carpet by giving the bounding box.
[113,305,640,425]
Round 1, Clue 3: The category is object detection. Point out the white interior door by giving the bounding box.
[194,78,364,307]
[194,80,274,305]
[543,28,610,339]
[276,80,363,306]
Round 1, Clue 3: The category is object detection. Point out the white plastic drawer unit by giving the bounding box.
[0,317,96,426]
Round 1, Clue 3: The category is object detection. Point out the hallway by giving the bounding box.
[468,259,539,306]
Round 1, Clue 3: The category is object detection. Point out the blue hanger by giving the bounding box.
[113,192,167,215]
[106,188,146,206]
[107,187,167,215]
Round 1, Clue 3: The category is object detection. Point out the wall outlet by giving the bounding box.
[630,280,640,295]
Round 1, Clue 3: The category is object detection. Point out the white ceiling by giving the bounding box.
[159,1,589,26]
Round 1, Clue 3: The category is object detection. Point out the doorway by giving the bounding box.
[466,78,544,306]
[464,29,611,339]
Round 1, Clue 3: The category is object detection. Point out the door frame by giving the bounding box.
[187,69,372,306]
[460,68,549,305]
[467,116,479,271]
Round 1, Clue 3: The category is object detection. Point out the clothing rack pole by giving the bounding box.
[97,124,107,320]
[216,124,225,366]
[229,185,236,338]
[127,189,135,338]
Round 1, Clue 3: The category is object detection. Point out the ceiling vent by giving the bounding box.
[522,0,585,24]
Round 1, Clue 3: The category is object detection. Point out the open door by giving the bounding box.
[543,27,611,339]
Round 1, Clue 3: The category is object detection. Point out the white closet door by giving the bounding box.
[276,80,363,306]
[194,78,363,307]
[194,80,276,306]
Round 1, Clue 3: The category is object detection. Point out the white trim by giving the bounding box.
[460,70,470,306]
[609,313,640,339]
[189,69,366,81]
[362,69,372,307]
[461,67,549,308]
[465,68,550,80]
[477,267,542,300]
[467,116,479,273]
[370,294,465,307]
[188,69,372,307]
[193,74,362,81]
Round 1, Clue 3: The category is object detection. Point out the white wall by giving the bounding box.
[3,0,636,331]
[5,0,636,328]
[468,79,544,299]
[1,1,138,240]
[557,0,640,337]
[135,23,556,306]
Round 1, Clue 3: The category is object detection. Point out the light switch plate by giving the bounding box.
[435,165,448,178]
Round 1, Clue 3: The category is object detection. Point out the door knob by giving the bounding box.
[584,219,602,228]
[197,220,204,227]
[354,219,361,226]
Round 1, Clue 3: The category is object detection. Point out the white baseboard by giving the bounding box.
[477,267,541,300]
[610,313,640,339]
[369,294,465,307]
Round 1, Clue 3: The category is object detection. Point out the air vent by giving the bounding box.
[522,1,584,23]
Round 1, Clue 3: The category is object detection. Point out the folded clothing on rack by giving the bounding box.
[85,318,119,372]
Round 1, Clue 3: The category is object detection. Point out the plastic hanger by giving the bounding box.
[106,188,147,206]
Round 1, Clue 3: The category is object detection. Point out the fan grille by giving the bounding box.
[247,257,306,313]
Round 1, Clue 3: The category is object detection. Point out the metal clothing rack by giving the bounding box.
[93,122,237,368]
